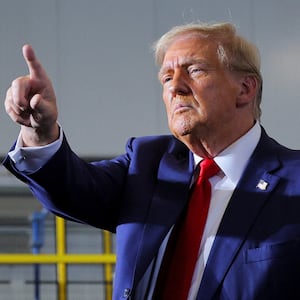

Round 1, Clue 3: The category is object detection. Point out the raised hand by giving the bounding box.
[4,44,59,146]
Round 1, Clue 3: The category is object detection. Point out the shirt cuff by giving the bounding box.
[8,126,63,173]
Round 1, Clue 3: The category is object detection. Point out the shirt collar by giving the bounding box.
[193,122,261,186]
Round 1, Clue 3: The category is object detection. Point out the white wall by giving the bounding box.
[0,0,299,157]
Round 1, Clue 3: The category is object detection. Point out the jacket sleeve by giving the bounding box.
[2,134,131,232]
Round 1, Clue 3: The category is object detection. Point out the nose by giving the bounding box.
[168,71,191,98]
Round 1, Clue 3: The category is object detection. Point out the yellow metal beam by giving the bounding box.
[0,253,116,264]
[56,217,67,300]
[103,230,114,300]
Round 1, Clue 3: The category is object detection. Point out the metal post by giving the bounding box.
[31,209,48,300]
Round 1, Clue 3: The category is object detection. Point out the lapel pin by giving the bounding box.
[256,179,269,191]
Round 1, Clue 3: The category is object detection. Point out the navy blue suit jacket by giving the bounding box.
[4,126,300,300]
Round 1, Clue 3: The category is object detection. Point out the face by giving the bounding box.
[159,34,245,145]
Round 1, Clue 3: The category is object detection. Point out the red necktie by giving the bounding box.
[154,158,220,299]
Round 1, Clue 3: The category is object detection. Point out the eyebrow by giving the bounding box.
[158,58,211,78]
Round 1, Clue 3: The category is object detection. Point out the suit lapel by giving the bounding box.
[133,138,194,285]
[197,129,282,300]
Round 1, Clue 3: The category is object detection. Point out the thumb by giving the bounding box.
[22,44,48,81]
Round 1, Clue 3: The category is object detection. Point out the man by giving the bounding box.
[3,22,300,299]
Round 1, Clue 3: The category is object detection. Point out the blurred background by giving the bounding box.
[0,0,299,299]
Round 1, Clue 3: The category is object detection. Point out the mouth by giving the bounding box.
[173,104,193,114]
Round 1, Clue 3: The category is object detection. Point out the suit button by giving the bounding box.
[123,288,131,298]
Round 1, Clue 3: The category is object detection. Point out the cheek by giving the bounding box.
[162,91,171,111]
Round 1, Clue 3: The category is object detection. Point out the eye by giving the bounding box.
[161,75,173,84]
[188,66,204,76]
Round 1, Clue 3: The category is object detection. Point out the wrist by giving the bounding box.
[20,122,60,147]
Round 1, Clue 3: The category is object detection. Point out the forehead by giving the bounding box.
[162,33,220,68]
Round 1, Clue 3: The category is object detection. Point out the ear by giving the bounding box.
[236,75,258,108]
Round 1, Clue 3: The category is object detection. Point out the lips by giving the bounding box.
[173,103,193,114]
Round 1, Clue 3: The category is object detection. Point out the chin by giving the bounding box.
[172,127,192,139]
[170,118,190,134]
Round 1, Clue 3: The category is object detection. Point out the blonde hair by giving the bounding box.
[153,22,263,119]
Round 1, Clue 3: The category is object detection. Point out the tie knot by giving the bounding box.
[199,158,220,179]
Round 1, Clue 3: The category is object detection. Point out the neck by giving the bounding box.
[180,120,256,158]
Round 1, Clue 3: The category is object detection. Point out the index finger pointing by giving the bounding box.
[22,44,47,80]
